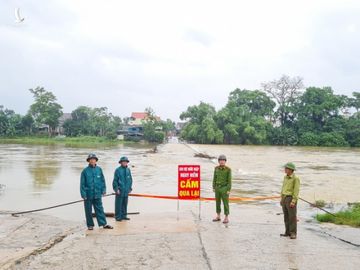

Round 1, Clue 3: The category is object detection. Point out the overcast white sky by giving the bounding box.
[1,0,360,120]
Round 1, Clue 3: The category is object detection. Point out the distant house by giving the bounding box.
[56,113,72,135]
[128,112,160,126]
[37,113,72,135]
[117,125,144,140]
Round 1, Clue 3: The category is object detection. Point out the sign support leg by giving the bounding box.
[198,198,201,220]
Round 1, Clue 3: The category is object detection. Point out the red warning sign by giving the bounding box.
[178,165,200,200]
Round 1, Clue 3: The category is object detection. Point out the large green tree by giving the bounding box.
[0,106,24,136]
[349,91,360,112]
[29,87,63,136]
[63,106,122,138]
[228,89,275,118]
[141,107,165,143]
[294,87,346,136]
[180,102,224,144]
[216,89,273,144]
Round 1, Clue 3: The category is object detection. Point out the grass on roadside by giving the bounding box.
[316,203,360,227]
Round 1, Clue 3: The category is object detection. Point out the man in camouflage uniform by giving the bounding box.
[212,155,232,224]
[280,162,300,239]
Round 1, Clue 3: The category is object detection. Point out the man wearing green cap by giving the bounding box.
[112,156,133,221]
[280,162,300,239]
[80,153,113,230]
[212,154,232,224]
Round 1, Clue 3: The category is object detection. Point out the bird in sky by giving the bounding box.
[15,7,25,23]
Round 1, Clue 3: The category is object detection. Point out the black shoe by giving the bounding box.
[280,233,290,237]
[123,217,130,220]
[103,224,113,229]
[115,219,122,222]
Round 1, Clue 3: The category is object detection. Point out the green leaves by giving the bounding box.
[63,106,122,137]
[29,87,63,136]
[180,102,224,144]
[179,83,360,147]
[0,106,31,136]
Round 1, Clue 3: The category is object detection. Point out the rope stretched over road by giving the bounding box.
[8,193,280,216]
[130,193,280,201]
[10,193,116,216]
[299,197,337,217]
[7,192,338,217]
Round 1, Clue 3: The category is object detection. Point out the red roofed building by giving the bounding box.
[129,112,160,126]
[131,112,148,120]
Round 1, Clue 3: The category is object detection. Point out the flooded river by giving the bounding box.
[0,141,359,221]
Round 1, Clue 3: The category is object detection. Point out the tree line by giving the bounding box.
[0,87,175,142]
[180,75,360,147]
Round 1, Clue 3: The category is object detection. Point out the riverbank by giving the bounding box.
[0,136,152,148]
[2,203,360,270]
[316,203,360,227]
[0,212,80,270]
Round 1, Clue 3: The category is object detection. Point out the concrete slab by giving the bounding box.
[0,214,79,270]
[87,212,196,236]
[4,203,360,270]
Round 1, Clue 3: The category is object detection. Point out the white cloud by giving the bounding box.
[1,0,360,120]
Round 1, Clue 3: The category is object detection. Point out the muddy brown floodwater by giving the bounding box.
[0,140,359,222]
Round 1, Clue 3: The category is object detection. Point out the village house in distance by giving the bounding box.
[117,112,162,140]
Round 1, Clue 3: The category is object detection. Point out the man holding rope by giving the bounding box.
[80,153,113,230]
[280,162,300,239]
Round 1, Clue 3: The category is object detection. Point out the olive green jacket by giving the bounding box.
[212,165,232,192]
[281,173,300,204]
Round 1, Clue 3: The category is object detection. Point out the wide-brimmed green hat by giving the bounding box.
[87,153,98,162]
[284,162,296,171]
[119,156,130,163]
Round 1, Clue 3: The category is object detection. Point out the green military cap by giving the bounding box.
[218,154,227,161]
[119,156,130,163]
[284,162,296,171]
[87,153,98,162]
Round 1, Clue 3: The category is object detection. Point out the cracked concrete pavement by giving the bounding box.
[2,202,360,270]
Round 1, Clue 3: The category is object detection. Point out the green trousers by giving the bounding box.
[281,196,297,235]
[215,186,230,215]
[115,195,129,220]
[84,198,107,227]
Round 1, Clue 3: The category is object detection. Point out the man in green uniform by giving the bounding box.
[112,156,133,221]
[212,154,232,224]
[280,162,300,239]
[80,153,113,230]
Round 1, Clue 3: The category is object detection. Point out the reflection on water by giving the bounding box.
[0,141,359,221]
[28,160,59,188]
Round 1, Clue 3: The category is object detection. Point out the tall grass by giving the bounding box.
[316,203,360,227]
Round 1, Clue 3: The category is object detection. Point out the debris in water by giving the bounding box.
[146,146,158,154]
[194,153,215,159]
